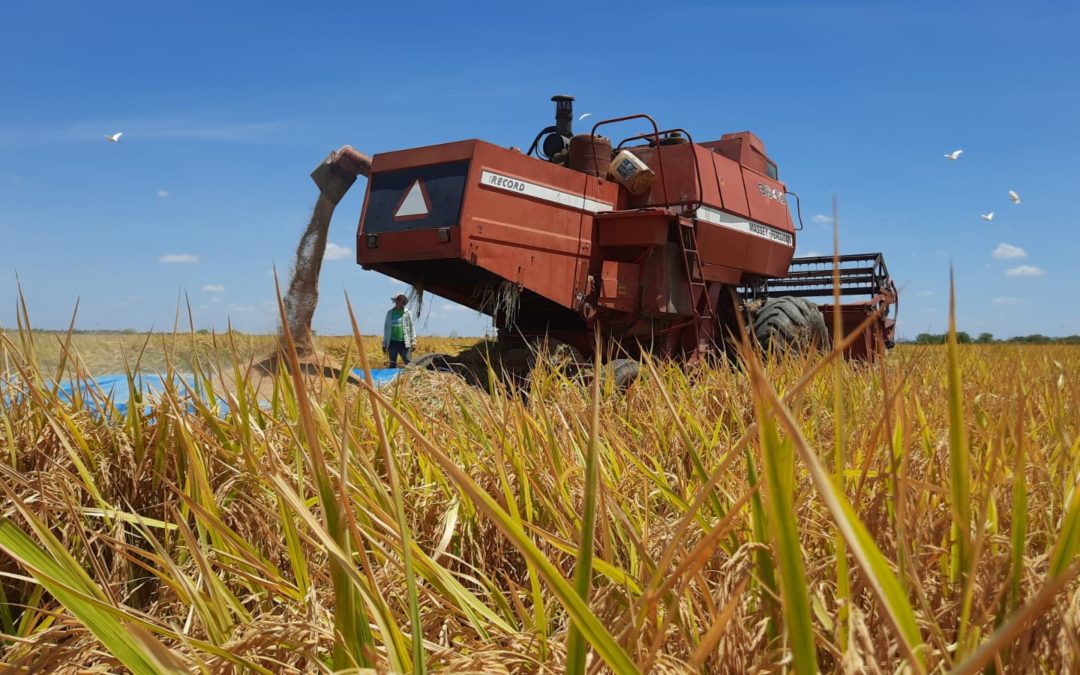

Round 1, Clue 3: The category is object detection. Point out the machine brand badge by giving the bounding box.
[479,170,613,214]
[694,205,794,247]
[757,183,786,204]
[485,173,527,192]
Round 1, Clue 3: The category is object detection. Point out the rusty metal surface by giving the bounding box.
[347,109,890,362]
[569,134,612,177]
[594,211,668,250]
[357,139,617,317]
[599,260,640,313]
[819,304,893,361]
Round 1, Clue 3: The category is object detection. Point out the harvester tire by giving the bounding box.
[607,359,640,390]
[752,297,828,354]
[409,353,482,386]
[409,353,455,371]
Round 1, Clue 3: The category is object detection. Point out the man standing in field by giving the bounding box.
[383,293,416,367]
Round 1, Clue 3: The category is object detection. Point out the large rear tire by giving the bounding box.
[409,353,455,371]
[606,359,640,390]
[408,352,481,386]
[752,297,828,354]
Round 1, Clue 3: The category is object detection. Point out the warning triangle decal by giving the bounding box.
[394,179,430,220]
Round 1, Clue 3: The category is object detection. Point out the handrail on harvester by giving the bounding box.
[591,113,682,209]
[615,127,705,214]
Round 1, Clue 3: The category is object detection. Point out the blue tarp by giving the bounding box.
[0,374,203,416]
[352,368,401,385]
[3,369,401,417]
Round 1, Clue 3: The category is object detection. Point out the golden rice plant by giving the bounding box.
[1,291,1078,673]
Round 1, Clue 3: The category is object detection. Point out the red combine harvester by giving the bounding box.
[316,95,896,375]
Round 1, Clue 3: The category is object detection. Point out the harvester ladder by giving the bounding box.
[676,216,714,324]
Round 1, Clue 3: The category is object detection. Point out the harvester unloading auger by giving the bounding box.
[285,145,372,356]
[258,146,372,376]
[304,95,896,384]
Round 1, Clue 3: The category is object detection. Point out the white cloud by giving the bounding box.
[159,253,198,263]
[992,296,1028,306]
[324,242,352,261]
[209,296,222,303]
[157,189,171,198]
[811,214,832,224]
[796,249,821,258]
[1005,265,1045,277]
[916,290,935,297]
[440,302,470,313]
[202,284,225,292]
[992,243,1027,260]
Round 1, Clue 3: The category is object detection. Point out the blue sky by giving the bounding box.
[2,1,1077,338]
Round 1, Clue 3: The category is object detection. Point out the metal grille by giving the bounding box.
[763,252,892,299]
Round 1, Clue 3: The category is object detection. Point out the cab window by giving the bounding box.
[766,160,778,180]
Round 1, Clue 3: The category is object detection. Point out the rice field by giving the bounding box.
[1,312,1078,673]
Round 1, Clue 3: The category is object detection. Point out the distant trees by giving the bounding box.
[908,332,1080,345]
[1006,334,1050,344]
[914,332,971,344]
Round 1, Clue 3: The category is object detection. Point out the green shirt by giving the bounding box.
[389,308,405,342]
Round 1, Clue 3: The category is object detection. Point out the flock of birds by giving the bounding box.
[944,149,1021,221]
[100,131,1021,224]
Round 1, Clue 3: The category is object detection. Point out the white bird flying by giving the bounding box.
[944,149,963,160]
[1009,190,1021,204]
[104,132,123,143]
[981,212,994,221]
[578,112,592,121]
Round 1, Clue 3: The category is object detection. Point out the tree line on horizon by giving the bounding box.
[906,332,1080,345]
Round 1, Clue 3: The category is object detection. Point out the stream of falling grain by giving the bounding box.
[281,194,335,356]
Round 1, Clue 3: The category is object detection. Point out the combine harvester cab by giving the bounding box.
[354,137,620,339]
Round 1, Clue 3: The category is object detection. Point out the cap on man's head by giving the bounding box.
[392,293,408,303]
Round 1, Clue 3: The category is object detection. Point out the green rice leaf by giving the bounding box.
[0,517,173,675]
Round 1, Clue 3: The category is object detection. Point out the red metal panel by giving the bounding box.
[708,152,750,218]
[369,140,478,172]
[699,262,742,284]
[701,132,770,175]
[356,227,458,263]
[357,139,619,313]
[694,218,793,280]
[626,143,702,208]
[819,302,887,362]
[640,244,693,317]
[460,142,618,310]
[743,169,792,228]
[594,211,668,249]
[466,216,584,311]
[599,260,640,313]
